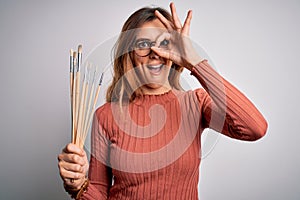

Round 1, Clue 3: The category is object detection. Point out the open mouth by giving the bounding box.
[147,64,164,75]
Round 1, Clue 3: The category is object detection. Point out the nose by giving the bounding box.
[148,48,160,59]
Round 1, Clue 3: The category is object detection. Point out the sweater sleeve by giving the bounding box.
[79,112,112,199]
[191,60,268,141]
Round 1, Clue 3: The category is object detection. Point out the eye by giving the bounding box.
[159,39,169,47]
[136,40,151,49]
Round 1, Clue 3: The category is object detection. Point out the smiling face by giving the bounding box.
[132,19,173,95]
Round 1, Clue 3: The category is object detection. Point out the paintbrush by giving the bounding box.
[72,51,78,143]
[68,44,104,148]
[82,67,97,140]
[74,45,82,144]
[70,49,74,141]
[81,72,104,148]
[77,63,90,146]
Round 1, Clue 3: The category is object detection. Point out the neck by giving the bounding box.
[141,83,172,95]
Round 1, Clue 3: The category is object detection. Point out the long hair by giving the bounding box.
[106,6,184,103]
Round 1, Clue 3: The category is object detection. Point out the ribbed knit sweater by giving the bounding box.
[80,60,267,200]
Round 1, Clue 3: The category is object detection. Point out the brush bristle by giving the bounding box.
[70,49,74,56]
[78,45,82,53]
[73,51,77,58]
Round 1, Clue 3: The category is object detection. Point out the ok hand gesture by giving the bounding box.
[151,2,203,70]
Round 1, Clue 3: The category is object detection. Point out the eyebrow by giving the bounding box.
[135,38,152,43]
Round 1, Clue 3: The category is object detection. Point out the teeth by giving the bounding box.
[147,64,163,74]
[148,64,162,69]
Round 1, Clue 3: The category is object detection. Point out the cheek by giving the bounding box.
[133,55,148,66]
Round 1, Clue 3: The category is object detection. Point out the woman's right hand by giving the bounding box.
[58,143,89,189]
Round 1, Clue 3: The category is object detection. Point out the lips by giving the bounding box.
[147,64,164,75]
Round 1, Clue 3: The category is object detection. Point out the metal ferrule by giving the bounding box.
[99,72,104,85]
[70,55,74,73]
[77,53,82,72]
[73,57,77,72]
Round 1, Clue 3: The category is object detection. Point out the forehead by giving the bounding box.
[136,19,168,40]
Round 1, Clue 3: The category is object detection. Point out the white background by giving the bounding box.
[0,0,299,199]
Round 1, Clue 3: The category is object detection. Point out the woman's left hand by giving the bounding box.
[151,2,203,70]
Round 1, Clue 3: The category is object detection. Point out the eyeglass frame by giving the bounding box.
[132,38,170,57]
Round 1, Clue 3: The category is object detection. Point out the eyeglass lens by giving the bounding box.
[134,39,169,57]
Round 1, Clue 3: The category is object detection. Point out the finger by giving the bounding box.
[64,178,75,185]
[151,46,183,67]
[59,165,85,180]
[170,2,182,30]
[166,59,173,68]
[151,46,171,60]
[58,160,84,173]
[58,152,86,165]
[155,32,171,48]
[64,177,85,190]
[154,10,173,31]
[182,10,192,36]
[151,46,180,64]
[63,143,85,156]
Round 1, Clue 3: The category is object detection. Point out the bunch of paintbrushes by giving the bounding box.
[69,45,103,149]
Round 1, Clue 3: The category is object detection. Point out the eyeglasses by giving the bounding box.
[133,39,170,57]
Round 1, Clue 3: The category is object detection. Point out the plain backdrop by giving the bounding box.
[0,0,299,199]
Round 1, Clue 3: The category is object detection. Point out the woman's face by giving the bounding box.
[132,19,172,95]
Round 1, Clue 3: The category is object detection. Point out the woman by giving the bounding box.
[58,2,267,199]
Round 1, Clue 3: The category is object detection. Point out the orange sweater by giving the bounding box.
[80,60,267,200]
